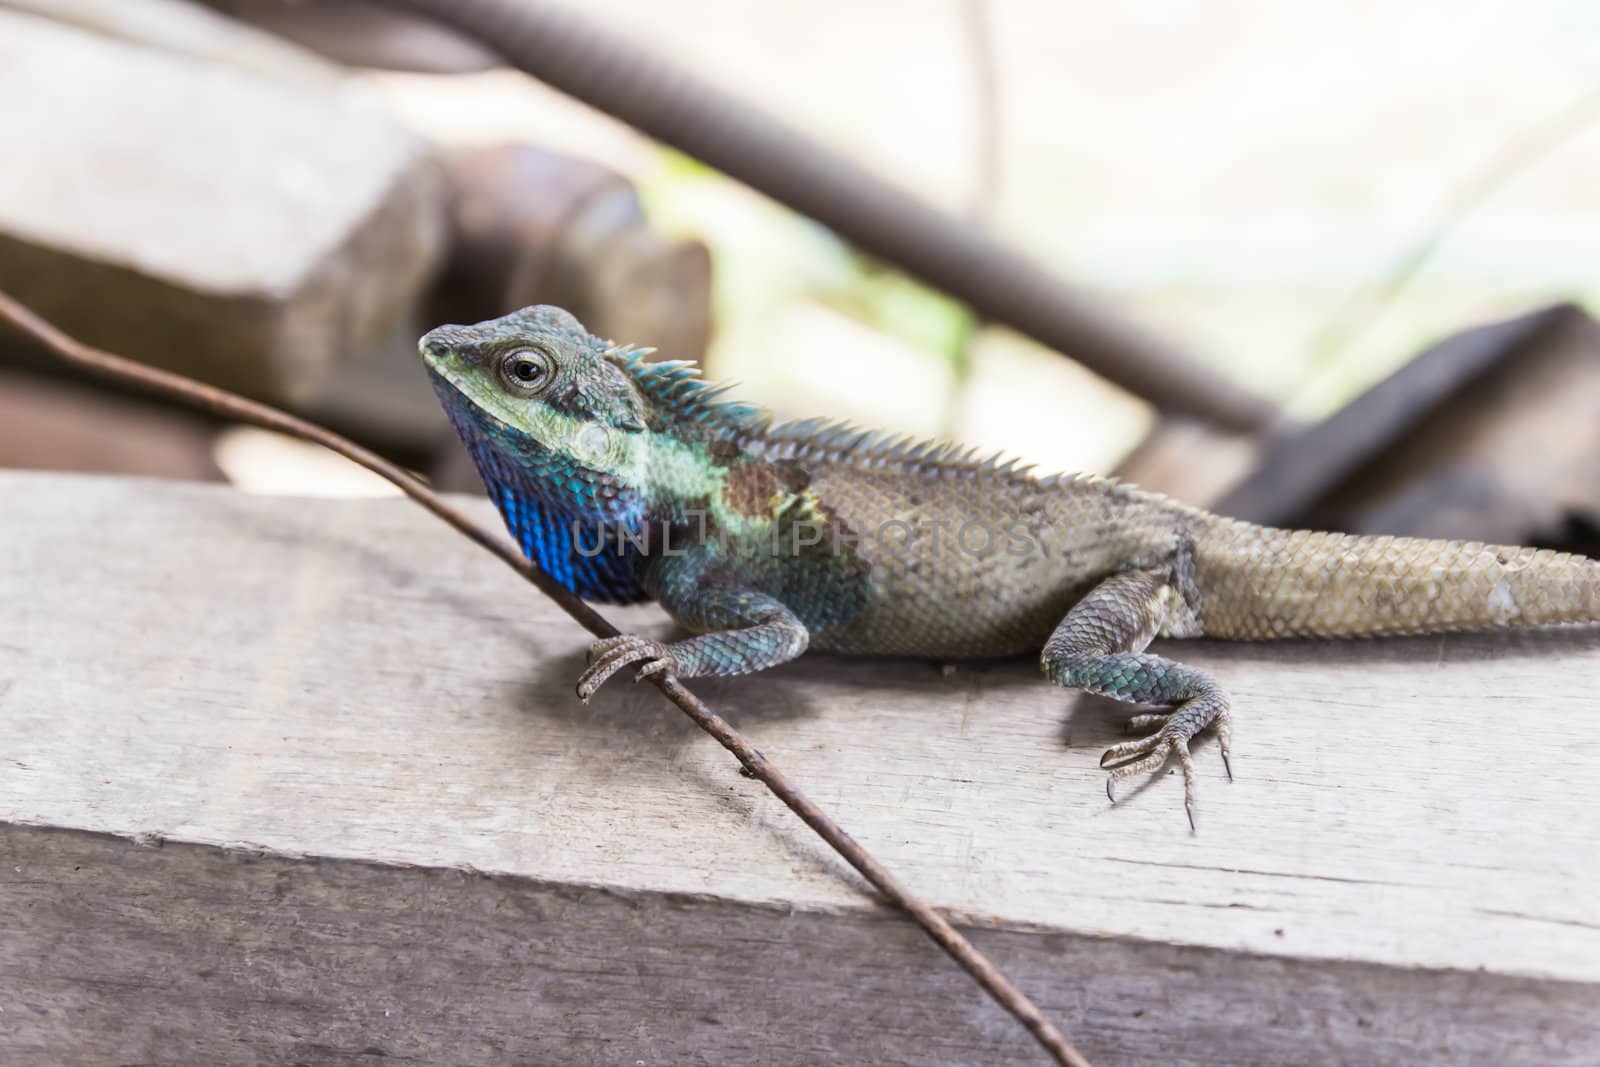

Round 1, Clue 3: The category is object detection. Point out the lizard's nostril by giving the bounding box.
[419,327,454,360]
[420,324,478,363]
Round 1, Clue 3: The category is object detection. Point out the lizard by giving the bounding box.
[420,304,1600,826]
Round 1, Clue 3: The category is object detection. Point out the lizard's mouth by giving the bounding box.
[417,330,520,436]
[421,361,554,473]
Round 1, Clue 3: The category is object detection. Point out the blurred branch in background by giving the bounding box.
[375,0,1274,433]
[200,0,503,73]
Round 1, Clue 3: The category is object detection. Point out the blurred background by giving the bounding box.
[4,0,1600,549]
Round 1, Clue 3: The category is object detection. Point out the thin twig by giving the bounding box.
[0,290,1091,1067]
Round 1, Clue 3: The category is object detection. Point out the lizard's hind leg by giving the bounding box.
[1040,567,1232,829]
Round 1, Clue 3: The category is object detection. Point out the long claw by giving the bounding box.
[1174,740,1197,824]
[1099,732,1161,768]
[1106,778,1117,804]
[1221,748,1234,782]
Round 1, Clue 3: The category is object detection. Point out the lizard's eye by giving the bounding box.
[500,347,554,394]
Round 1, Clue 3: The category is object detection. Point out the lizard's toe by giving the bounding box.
[584,635,631,664]
[576,634,677,701]
[1100,695,1231,829]
[633,658,674,683]
[1100,732,1163,767]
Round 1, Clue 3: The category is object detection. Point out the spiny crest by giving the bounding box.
[757,416,1040,478]
[756,421,1205,515]
[597,342,1188,503]
[600,344,1031,477]
[604,345,770,432]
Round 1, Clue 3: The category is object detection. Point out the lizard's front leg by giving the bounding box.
[1040,567,1232,828]
[576,551,809,701]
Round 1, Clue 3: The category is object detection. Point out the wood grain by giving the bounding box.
[3,471,1598,1064]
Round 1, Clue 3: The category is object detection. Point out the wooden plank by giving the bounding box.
[1302,307,1600,549]
[1215,304,1583,526]
[2,470,1598,1065]
[0,369,223,482]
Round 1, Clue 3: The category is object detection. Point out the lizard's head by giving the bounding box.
[421,305,770,552]
[421,306,665,599]
[421,304,660,534]
[420,305,650,470]
[422,306,767,499]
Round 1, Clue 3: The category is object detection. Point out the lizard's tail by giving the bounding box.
[1191,518,1600,639]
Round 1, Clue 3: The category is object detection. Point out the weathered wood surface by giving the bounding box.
[3,471,1598,1065]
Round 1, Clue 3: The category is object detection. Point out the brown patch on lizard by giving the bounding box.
[775,460,811,493]
[722,462,781,517]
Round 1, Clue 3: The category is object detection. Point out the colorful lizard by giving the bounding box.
[421,305,1600,826]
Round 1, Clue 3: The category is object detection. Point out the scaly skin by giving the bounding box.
[421,306,1600,826]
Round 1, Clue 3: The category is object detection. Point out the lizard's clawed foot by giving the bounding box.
[576,634,680,702]
[1100,693,1232,830]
